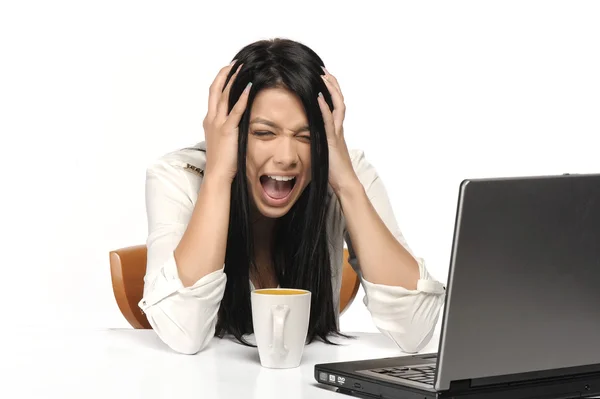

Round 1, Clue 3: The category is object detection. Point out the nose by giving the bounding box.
[273,137,299,168]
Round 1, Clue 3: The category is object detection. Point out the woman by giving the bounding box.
[139,38,446,355]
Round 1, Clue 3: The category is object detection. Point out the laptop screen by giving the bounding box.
[436,174,600,390]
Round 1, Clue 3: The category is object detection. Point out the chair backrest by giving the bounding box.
[109,245,150,329]
[110,245,360,329]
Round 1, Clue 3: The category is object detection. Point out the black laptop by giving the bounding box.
[315,173,600,399]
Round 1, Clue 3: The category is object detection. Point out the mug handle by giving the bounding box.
[270,304,290,358]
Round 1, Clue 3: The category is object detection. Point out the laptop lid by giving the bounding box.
[435,174,600,391]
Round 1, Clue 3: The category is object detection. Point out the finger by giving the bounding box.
[222,82,253,132]
[321,75,346,127]
[321,74,344,102]
[216,63,244,120]
[207,60,237,120]
[317,92,336,140]
[321,67,344,100]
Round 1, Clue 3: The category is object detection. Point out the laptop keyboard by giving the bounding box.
[369,364,436,385]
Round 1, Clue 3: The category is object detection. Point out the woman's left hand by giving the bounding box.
[317,67,360,195]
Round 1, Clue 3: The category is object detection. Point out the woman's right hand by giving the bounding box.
[203,61,252,184]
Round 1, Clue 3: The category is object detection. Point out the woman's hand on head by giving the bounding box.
[203,61,252,184]
[317,67,360,195]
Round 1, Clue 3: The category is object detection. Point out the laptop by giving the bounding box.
[315,173,600,399]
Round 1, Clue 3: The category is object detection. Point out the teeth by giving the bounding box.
[268,175,295,182]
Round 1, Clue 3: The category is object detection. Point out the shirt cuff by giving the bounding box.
[139,251,226,311]
[361,257,446,297]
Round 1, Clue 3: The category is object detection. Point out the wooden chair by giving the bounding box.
[110,245,360,329]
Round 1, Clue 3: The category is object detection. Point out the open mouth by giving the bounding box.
[259,175,297,202]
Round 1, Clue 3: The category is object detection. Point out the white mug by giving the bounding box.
[250,288,311,369]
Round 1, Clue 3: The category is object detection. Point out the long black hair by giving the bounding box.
[213,38,346,346]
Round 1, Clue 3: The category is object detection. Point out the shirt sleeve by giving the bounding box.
[138,159,227,355]
[343,149,446,353]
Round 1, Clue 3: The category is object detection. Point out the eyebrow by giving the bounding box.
[250,117,310,133]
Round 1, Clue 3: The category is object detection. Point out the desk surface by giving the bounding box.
[1,328,439,399]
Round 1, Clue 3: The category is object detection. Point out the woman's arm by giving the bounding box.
[316,69,419,289]
[139,159,228,355]
[174,62,249,287]
[335,164,419,289]
[140,62,249,353]
[339,150,446,353]
[317,68,444,353]
[174,173,232,287]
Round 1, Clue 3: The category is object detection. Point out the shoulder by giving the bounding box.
[145,141,207,202]
[147,141,207,176]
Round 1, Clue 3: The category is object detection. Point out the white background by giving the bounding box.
[0,1,598,335]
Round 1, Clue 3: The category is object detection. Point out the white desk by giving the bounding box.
[0,328,439,399]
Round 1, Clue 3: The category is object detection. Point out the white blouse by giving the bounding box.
[139,142,446,355]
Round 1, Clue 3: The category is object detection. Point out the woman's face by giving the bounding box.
[246,87,312,219]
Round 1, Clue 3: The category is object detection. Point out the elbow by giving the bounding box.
[376,321,437,354]
[373,301,444,353]
[160,328,209,355]
[396,327,436,353]
[144,305,217,355]
[169,337,208,355]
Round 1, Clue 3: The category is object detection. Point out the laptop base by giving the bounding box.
[315,354,600,399]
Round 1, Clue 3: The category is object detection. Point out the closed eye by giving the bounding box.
[252,131,310,141]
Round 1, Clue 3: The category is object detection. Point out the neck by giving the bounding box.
[251,213,276,245]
